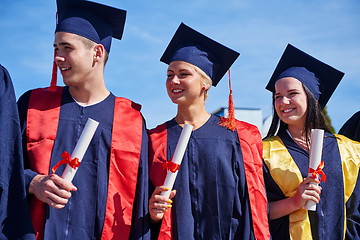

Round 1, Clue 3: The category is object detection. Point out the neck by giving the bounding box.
[69,77,109,105]
[287,125,309,151]
[287,125,306,138]
[175,104,210,130]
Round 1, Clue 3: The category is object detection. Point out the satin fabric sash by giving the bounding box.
[101,97,143,240]
[335,134,360,238]
[235,121,270,240]
[149,123,172,240]
[27,86,63,240]
[263,136,312,240]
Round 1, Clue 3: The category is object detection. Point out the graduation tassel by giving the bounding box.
[48,51,58,92]
[219,69,236,131]
[48,12,58,92]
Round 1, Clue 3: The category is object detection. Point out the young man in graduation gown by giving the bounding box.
[339,111,360,142]
[262,44,360,239]
[17,1,150,239]
[0,65,35,239]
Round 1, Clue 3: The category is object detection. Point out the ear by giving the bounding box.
[93,44,106,63]
[202,82,211,91]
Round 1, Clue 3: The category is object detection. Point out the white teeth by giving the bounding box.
[60,67,70,71]
[173,89,183,93]
[283,109,293,113]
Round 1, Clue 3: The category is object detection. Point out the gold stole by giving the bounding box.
[263,135,360,240]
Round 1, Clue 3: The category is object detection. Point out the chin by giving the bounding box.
[62,78,76,87]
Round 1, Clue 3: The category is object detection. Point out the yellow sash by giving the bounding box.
[335,134,360,238]
[263,135,360,240]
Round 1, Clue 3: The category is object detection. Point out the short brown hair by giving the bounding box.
[73,34,109,65]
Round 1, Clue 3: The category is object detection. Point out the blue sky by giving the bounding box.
[1,0,359,131]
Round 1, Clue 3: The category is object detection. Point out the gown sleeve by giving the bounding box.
[346,170,360,239]
[0,65,35,239]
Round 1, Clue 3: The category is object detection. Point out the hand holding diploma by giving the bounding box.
[149,123,193,222]
[31,118,99,208]
[304,129,326,211]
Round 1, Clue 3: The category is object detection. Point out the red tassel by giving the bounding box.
[48,55,58,92]
[219,69,236,131]
[48,12,58,92]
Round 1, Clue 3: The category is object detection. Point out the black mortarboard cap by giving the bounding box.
[55,0,126,53]
[266,44,344,108]
[160,23,239,87]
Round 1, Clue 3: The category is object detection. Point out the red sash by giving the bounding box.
[235,121,270,240]
[149,120,270,240]
[27,87,142,239]
[27,87,63,240]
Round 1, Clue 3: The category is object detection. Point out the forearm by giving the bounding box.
[269,197,300,220]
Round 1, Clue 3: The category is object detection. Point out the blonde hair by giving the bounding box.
[192,64,212,100]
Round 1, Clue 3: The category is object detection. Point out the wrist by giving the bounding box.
[28,174,42,195]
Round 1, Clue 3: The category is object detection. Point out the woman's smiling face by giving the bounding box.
[274,77,308,128]
[166,61,206,105]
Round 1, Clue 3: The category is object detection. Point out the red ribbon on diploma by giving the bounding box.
[308,161,326,182]
[52,151,80,174]
[162,159,180,173]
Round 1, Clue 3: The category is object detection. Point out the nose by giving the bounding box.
[54,52,65,64]
[280,95,291,105]
[54,55,65,63]
[171,75,180,84]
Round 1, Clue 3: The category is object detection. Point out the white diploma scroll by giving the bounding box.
[304,129,324,211]
[161,123,193,198]
[61,118,99,182]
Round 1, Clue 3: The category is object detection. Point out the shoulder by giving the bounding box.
[335,133,359,144]
[235,119,259,133]
[17,89,33,104]
[235,120,262,143]
[114,96,142,112]
[148,122,167,137]
[0,64,14,97]
[334,134,360,152]
[17,89,34,115]
[262,136,285,160]
[262,135,282,143]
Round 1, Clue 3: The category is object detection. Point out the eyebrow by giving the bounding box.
[275,89,299,95]
[53,42,72,48]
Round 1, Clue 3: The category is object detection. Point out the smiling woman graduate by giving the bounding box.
[148,23,270,240]
[263,44,360,240]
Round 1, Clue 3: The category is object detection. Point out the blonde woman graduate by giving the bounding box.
[148,23,270,240]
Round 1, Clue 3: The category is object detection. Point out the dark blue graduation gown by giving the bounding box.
[0,65,35,239]
[263,130,360,240]
[17,86,150,240]
[151,115,254,239]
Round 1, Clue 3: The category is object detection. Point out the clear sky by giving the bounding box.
[1,0,359,131]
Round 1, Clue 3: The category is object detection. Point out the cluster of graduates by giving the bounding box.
[1,0,360,239]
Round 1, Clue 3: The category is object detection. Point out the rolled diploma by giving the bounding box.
[61,118,99,182]
[304,129,324,211]
[161,123,193,198]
